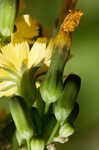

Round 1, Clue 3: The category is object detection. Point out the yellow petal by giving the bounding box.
[14,42,29,69]
[28,38,47,68]
[11,32,25,44]
[11,32,34,45]
[0,83,17,97]
[0,68,12,79]
[0,53,16,70]
[45,39,54,66]
[15,15,39,39]
[1,42,29,71]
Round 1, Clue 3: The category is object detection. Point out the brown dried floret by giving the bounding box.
[61,10,83,32]
[55,31,72,49]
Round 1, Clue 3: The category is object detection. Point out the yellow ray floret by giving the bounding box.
[0,38,54,97]
[0,81,17,97]
[12,15,39,44]
[0,40,48,71]
[0,42,29,71]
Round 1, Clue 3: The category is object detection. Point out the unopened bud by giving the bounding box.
[31,138,45,150]
[59,122,74,138]
[40,46,69,113]
[53,74,81,123]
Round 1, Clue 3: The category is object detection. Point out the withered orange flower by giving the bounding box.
[61,10,83,32]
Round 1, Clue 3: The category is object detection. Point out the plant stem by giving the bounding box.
[44,103,50,114]
[47,121,60,144]
[27,139,31,150]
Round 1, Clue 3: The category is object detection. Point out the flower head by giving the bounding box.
[0,38,53,97]
[11,15,40,44]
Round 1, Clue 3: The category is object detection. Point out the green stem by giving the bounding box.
[47,121,60,144]
[9,97,34,145]
[27,139,31,150]
[44,103,50,114]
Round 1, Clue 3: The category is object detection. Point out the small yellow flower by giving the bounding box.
[0,38,53,97]
[11,15,40,44]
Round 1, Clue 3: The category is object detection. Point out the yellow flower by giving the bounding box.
[0,38,53,97]
[11,15,40,44]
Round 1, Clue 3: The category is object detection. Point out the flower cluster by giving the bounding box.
[0,0,83,150]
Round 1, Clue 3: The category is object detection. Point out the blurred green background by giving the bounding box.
[0,0,99,150]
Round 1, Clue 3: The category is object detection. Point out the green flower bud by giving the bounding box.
[31,138,45,150]
[40,46,69,113]
[53,103,79,144]
[53,123,74,143]
[59,122,74,138]
[0,0,17,37]
[9,96,34,145]
[53,74,81,123]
